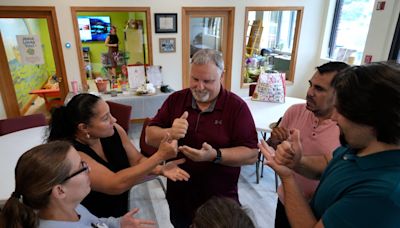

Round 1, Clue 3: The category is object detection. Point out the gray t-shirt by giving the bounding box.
[39,204,120,228]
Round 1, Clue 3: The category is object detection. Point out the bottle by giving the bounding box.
[347,56,355,65]
[71,80,78,94]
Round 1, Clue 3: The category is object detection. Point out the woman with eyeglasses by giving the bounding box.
[0,141,156,228]
[47,93,190,218]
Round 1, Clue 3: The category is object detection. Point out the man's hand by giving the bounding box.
[259,139,293,180]
[161,158,190,181]
[268,126,290,148]
[179,142,216,162]
[169,111,189,140]
[274,129,303,169]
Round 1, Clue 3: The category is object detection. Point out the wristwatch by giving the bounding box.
[213,148,222,164]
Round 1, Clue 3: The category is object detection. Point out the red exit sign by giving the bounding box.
[376,1,386,10]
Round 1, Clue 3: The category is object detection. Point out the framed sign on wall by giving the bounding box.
[155,13,177,33]
[159,38,176,53]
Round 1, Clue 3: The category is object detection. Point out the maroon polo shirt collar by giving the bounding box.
[186,85,227,112]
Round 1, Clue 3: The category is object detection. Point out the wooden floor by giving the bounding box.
[128,123,278,228]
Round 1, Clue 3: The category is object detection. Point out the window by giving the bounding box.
[241,7,303,85]
[389,14,400,63]
[247,10,297,54]
[328,0,375,65]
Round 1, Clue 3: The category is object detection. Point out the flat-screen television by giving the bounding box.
[78,16,111,42]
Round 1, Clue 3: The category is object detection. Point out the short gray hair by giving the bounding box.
[191,49,224,75]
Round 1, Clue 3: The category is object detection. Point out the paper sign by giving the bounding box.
[128,65,146,89]
[146,65,163,87]
[17,35,44,64]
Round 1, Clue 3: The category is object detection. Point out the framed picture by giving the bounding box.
[159,38,176,53]
[155,13,177,33]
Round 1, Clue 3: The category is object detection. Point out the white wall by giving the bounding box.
[363,0,400,62]
[0,0,398,119]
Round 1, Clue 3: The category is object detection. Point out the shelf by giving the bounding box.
[82,48,93,79]
[246,20,263,56]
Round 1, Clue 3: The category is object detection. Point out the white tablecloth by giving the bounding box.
[101,92,170,120]
[0,126,47,202]
[66,91,171,120]
[243,96,306,132]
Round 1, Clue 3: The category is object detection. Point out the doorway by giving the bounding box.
[182,7,235,90]
[0,6,68,118]
[71,7,153,91]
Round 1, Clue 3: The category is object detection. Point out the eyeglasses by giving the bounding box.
[62,161,89,183]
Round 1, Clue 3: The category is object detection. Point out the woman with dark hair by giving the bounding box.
[0,141,156,228]
[105,25,119,77]
[47,93,189,217]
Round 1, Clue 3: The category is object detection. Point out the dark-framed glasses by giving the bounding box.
[62,161,89,183]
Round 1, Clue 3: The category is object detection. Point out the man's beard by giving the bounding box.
[191,89,210,102]
[305,96,316,111]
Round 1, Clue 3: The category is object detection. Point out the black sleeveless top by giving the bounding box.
[108,34,119,48]
[73,128,130,217]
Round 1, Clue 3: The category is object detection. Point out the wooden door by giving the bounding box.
[0,6,67,118]
[182,7,234,90]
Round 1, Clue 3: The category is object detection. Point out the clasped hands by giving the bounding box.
[259,129,303,180]
[156,133,190,182]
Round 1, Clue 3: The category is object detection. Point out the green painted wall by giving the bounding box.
[77,12,127,76]
[37,19,56,76]
[129,12,149,63]
[77,12,148,77]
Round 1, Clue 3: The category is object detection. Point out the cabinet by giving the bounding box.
[246,20,263,56]
[82,47,93,79]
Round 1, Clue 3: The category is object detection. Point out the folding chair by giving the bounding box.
[138,117,167,194]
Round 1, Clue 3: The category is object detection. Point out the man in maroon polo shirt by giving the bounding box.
[146,49,259,228]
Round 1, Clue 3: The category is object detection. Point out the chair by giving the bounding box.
[138,117,167,194]
[106,101,132,133]
[0,113,47,136]
[140,118,158,157]
[256,117,282,192]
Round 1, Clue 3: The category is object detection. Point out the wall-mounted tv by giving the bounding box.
[78,16,111,42]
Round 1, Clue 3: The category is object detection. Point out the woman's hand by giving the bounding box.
[156,133,179,161]
[120,208,156,228]
[161,158,190,181]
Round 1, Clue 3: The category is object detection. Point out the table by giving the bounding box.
[67,91,171,120]
[65,91,171,121]
[0,126,47,205]
[243,96,306,132]
[29,88,63,111]
[243,96,305,184]
[101,92,170,120]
